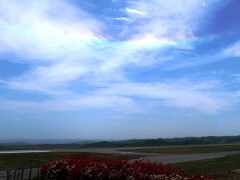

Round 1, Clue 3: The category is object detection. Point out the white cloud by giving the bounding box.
[0,95,139,112]
[1,81,234,113]
[124,0,211,41]
[0,0,232,114]
[223,41,240,58]
[96,82,233,113]
[0,0,104,61]
[125,8,147,16]
[114,17,133,22]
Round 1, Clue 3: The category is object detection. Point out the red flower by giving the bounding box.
[41,156,212,180]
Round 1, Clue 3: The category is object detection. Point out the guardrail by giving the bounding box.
[0,159,46,180]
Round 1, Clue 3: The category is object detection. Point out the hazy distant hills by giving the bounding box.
[0,139,99,145]
[83,135,240,148]
[0,136,240,150]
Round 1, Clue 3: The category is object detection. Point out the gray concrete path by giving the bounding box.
[52,147,240,164]
[138,151,240,164]
[1,146,240,179]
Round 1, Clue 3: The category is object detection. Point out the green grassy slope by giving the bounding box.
[125,145,240,154]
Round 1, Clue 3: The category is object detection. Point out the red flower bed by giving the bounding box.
[41,156,212,180]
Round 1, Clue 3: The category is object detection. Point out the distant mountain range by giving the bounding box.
[82,135,240,148]
[0,139,100,145]
[1,135,240,150]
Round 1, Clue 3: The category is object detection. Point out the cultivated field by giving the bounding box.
[124,144,240,154]
[173,154,240,178]
[1,144,240,179]
[0,152,137,170]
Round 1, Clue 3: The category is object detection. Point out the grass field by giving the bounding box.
[172,154,240,178]
[0,152,137,170]
[125,144,240,154]
[0,151,240,179]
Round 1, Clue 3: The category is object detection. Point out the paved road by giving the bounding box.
[52,147,240,164]
[138,151,240,164]
[0,150,50,154]
[1,145,240,164]
[1,146,240,179]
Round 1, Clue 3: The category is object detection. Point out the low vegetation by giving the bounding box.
[125,145,240,154]
[172,154,240,179]
[0,152,137,170]
[1,152,240,179]
[1,135,240,149]
[41,156,212,180]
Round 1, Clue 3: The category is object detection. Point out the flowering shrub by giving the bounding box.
[41,156,212,180]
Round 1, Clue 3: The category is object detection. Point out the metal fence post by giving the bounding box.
[13,169,17,180]
[20,168,24,180]
[28,160,32,180]
[6,170,10,180]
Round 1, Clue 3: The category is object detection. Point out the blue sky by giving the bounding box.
[0,0,240,140]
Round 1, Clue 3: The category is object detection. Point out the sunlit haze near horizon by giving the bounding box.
[0,0,240,140]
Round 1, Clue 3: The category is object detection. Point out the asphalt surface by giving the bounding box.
[1,146,240,179]
[52,147,240,164]
[1,145,240,164]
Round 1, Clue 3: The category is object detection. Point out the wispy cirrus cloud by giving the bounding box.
[0,95,137,112]
[1,80,235,113]
[96,82,234,113]
[0,0,104,60]
[123,0,219,41]
[0,0,235,114]
[223,41,240,58]
[125,8,147,16]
